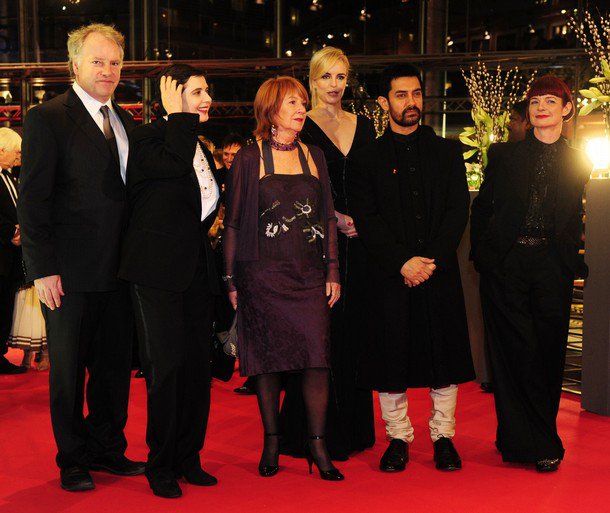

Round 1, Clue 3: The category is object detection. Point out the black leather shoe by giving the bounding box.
[89,454,146,476]
[379,439,409,472]
[0,356,27,374]
[480,382,494,393]
[177,466,218,486]
[146,472,182,499]
[60,466,95,492]
[134,369,145,378]
[433,437,462,471]
[536,458,560,473]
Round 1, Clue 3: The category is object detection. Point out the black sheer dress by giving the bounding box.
[279,114,376,460]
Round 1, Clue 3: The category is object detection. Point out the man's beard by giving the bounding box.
[390,106,422,127]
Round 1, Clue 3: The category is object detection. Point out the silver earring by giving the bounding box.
[271,125,278,137]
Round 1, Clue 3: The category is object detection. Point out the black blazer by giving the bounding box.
[18,88,135,291]
[470,135,590,278]
[119,113,223,294]
[0,170,21,279]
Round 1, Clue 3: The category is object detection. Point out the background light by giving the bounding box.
[586,137,610,170]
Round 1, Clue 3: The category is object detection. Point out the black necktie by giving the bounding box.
[100,105,120,163]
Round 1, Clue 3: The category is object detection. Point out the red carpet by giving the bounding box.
[1,347,609,513]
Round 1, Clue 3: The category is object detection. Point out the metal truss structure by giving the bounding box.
[0,49,588,123]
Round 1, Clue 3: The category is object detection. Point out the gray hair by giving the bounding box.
[0,127,21,151]
[67,23,125,77]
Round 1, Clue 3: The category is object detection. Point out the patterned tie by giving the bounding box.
[100,105,120,163]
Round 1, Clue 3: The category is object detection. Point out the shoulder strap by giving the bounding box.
[297,144,312,176]
[261,140,275,175]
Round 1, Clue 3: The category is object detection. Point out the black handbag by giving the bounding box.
[211,314,237,382]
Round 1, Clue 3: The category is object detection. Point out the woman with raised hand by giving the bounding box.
[120,64,222,498]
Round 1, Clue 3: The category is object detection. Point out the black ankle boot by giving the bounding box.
[259,433,280,477]
[304,436,344,481]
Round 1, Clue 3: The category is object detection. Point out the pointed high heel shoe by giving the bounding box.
[305,436,344,481]
[258,433,280,477]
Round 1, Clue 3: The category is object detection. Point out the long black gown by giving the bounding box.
[279,114,376,460]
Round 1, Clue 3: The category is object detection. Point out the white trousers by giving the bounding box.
[378,384,458,442]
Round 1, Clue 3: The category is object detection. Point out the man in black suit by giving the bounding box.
[18,23,144,491]
[347,64,474,473]
[0,128,26,375]
[119,65,222,498]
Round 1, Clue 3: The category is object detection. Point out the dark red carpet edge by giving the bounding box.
[1,347,609,513]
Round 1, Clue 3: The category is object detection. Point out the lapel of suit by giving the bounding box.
[508,139,531,228]
[554,140,578,234]
[416,127,437,219]
[377,130,405,235]
[112,100,134,134]
[64,88,111,160]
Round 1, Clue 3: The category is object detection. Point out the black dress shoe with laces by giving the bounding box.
[536,458,560,473]
[146,472,182,499]
[177,466,218,486]
[60,466,95,492]
[433,437,462,471]
[380,439,409,472]
[89,454,146,476]
[0,356,27,375]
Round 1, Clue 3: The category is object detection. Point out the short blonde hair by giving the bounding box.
[253,77,309,141]
[67,23,125,76]
[0,128,22,152]
[308,46,350,108]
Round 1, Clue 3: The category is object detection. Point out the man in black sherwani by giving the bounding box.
[347,64,475,473]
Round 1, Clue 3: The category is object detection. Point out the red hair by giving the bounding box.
[253,76,309,140]
[526,75,574,121]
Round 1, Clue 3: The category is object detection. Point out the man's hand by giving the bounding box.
[10,225,20,246]
[160,75,184,115]
[400,257,436,287]
[326,282,341,308]
[336,212,358,238]
[34,275,65,310]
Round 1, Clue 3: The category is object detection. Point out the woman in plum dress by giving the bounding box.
[223,76,343,480]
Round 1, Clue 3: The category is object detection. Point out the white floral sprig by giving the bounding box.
[460,61,535,177]
[568,11,610,126]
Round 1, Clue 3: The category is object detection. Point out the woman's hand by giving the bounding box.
[326,282,341,308]
[336,212,358,238]
[228,290,238,310]
[160,75,183,115]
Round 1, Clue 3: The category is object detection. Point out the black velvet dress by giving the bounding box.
[279,115,376,460]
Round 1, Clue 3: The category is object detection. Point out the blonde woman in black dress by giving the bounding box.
[280,46,376,461]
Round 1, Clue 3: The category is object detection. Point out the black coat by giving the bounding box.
[346,126,475,390]
[119,113,223,294]
[18,88,135,291]
[470,135,590,279]
[0,170,21,279]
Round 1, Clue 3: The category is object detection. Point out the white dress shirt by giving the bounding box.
[72,82,129,183]
[194,142,219,221]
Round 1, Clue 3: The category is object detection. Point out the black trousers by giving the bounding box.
[0,275,18,356]
[42,284,134,468]
[131,258,213,477]
[480,244,573,463]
